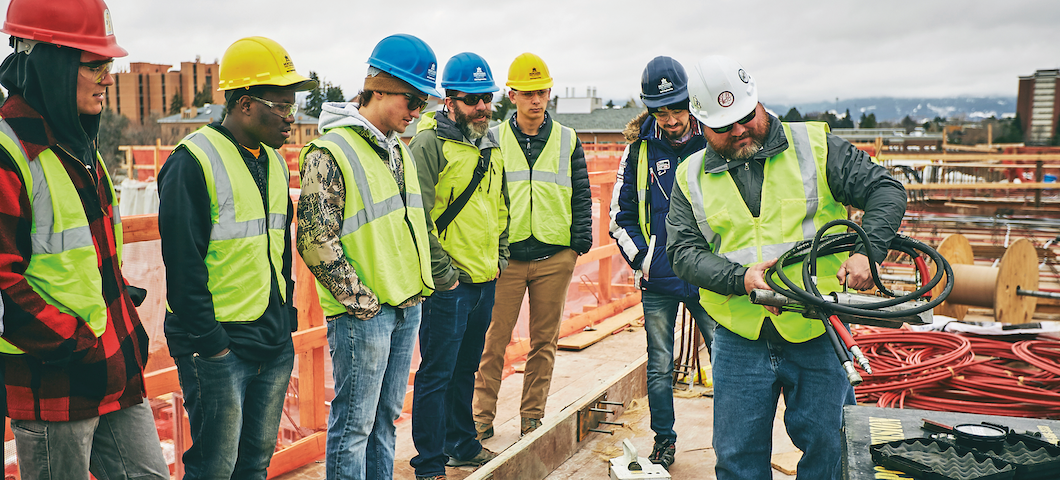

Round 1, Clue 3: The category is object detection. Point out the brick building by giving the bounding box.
[1017,69,1060,145]
[106,58,225,125]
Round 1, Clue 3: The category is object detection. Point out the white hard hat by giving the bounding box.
[687,55,758,129]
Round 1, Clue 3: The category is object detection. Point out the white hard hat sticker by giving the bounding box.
[738,69,749,84]
[718,91,734,108]
[658,77,673,94]
[104,9,114,36]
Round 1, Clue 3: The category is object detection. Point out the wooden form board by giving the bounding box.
[557,304,643,351]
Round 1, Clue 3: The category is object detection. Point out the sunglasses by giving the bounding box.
[248,95,298,118]
[449,93,493,106]
[79,60,114,84]
[388,92,428,112]
[710,108,757,134]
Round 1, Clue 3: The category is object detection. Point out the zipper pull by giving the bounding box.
[744,162,750,171]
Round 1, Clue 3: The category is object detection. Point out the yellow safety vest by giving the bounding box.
[675,122,849,342]
[173,126,289,322]
[0,119,122,354]
[300,127,434,315]
[417,112,507,282]
[491,120,576,246]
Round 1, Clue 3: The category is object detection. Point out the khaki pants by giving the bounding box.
[473,248,578,423]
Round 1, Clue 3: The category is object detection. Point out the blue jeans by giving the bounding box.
[174,341,295,480]
[326,305,421,480]
[711,325,855,480]
[411,280,496,477]
[642,291,716,444]
[11,400,168,480]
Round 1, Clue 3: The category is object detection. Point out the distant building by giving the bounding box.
[157,104,321,145]
[1017,69,1060,145]
[106,59,225,125]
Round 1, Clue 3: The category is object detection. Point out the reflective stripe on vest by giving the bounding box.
[300,127,433,314]
[635,142,650,239]
[492,120,576,245]
[0,119,120,354]
[175,127,289,322]
[680,122,847,342]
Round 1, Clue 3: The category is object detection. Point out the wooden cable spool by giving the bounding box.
[929,234,1039,323]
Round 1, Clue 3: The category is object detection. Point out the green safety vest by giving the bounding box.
[491,120,576,246]
[634,143,652,239]
[418,112,507,282]
[300,127,434,315]
[675,122,849,342]
[174,126,289,322]
[0,119,122,354]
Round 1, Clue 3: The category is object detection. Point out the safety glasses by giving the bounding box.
[388,92,428,112]
[514,89,550,99]
[710,108,757,134]
[247,95,298,118]
[79,60,114,84]
[449,93,493,106]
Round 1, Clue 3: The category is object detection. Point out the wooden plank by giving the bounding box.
[903,182,1059,191]
[558,304,643,351]
[122,214,160,243]
[771,450,802,475]
[558,292,641,339]
[266,431,327,479]
[576,243,618,266]
[145,366,179,399]
[291,325,327,352]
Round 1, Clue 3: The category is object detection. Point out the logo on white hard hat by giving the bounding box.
[104,9,114,36]
[718,91,735,108]
[473,67,487,81]
[427,63,437,81]
[658,77,673,94]
[738,69,750,84]
[691,95,701,111]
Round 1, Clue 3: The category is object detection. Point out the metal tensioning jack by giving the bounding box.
[749,219,955,386]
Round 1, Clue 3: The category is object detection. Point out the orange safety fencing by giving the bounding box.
[4,143,637,479]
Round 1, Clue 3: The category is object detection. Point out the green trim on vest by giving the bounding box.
[635,142,650,239]
[491,120,576,246]
[300,127,434,315]
[429,124,506,282]
[175,126,289,323]
[676,122,848,343]
[0,119,121,354]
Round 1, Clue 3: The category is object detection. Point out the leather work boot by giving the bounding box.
[648,438,676,470]
[475,421,494,441]
[520,417,543,436]
[445,447,499,467]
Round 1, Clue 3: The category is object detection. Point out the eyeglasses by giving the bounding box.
[79,60,114,84]
[248,95,298,118]
[710,108,757,134]
[514,89,550,99]
[652,109,687,122]
[449,93,493,106]
[387,92,428,112]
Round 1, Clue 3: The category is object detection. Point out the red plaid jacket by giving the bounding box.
[0,95,149,421]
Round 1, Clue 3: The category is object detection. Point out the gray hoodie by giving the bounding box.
[318,102,405,178]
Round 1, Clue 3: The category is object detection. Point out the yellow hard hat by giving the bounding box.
[218,36,317,91]
[506,52,553,91]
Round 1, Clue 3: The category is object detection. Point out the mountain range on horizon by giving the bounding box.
[762,96,1017,123]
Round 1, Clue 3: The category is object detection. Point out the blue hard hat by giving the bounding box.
[367,33,443,98]
[640,56,688,108]
[442,52,499,94]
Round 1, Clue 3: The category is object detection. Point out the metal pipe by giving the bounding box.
[1017,288,1060,300]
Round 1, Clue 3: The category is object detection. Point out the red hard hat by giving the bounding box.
[2,0,127,58]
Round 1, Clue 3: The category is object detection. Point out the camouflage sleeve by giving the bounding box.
[295,147,381,320]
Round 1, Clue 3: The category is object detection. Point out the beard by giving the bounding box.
[708,114,770,162]
[454,106,491,140]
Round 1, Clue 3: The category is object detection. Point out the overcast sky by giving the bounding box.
[91,0,1060,106]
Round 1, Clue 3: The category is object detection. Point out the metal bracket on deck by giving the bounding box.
[577,393,625,441]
